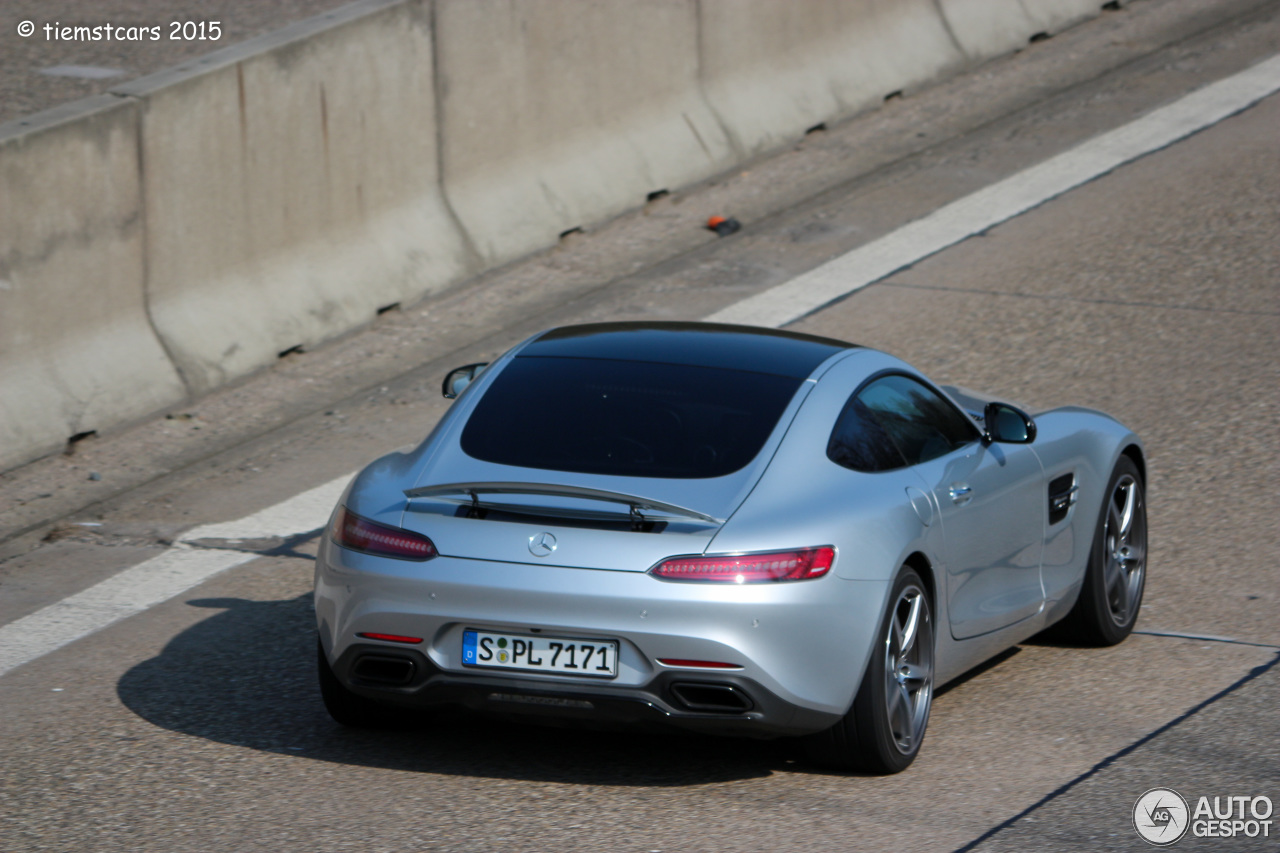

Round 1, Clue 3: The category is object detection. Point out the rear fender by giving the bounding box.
[1030,407,1143,615]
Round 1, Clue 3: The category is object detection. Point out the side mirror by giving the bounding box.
[442,362,488,399]
[983,402,1036,445]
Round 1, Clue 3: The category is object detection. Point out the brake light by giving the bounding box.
[649,546,834,582]
[331,507,437,561]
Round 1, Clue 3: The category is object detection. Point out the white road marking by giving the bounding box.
[0,549,259,676]
[2,55,1278,680]
[180,475,351,543]
[707,54,1280,328]
[0,475,350,679]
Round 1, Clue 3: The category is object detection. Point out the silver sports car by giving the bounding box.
[314,322,1147,773]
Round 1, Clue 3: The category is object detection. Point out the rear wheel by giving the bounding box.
[317,640,405,728]
[1055,456,1147,645]
[805,566,934,774]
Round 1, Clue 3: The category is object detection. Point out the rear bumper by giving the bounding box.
[329,641,843,738]
[315,538,891,731]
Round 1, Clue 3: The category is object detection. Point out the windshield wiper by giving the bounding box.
[403,482,723,526]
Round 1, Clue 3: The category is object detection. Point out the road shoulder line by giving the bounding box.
[0,474,349,678]
[706,54,1280,328]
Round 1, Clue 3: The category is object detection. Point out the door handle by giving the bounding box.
[949,484,973,505]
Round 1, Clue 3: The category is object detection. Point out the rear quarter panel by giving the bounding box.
[705,351,944,703]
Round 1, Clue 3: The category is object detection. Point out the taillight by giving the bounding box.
[649,546,834,582]
[330,507,437,561]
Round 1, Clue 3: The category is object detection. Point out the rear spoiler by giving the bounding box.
[404,481,724,525]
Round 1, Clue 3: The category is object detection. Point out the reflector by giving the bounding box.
[658,659,742,669]
[357,632,424,645]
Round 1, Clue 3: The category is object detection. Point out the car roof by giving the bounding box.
[523,322,857,379]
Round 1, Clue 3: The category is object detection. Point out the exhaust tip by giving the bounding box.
[352,654,416,686]
[670,682,753,713]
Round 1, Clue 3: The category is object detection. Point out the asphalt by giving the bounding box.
[965,656,1280,852]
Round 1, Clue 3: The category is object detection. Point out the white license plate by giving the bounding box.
[462,629,618,678]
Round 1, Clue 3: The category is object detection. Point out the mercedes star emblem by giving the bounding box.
[528,531,558,557]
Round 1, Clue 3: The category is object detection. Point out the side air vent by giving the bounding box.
[1048,472,1078,525]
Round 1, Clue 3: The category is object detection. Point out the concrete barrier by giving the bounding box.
[938,0,1042,60]
[113,0,473,396]
[0,97,186,473]
[435,0,737,268]
[1,0,1114,472]
[939,0,1108,61]
[698,0,967,157]
[1019,0,1108,36]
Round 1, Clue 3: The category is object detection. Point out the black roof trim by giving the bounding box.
[522,322,856,379]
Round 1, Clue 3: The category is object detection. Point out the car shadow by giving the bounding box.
[934,646,1022,697]
[117,593,813,786]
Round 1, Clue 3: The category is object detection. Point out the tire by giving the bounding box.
[317,639,405,728]
[804,567,934,774]
[1054,455,1147,646]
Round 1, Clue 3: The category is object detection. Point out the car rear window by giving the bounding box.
[460,356,804,479]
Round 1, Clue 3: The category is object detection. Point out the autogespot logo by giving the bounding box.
[1132,788,1276,844]
[1134,788,1190,846]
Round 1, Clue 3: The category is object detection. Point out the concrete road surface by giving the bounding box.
[1,1,1277,851]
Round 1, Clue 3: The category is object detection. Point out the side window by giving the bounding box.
[828,374,978,472]
[827,395,906,472]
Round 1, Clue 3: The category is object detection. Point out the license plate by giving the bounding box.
[462,629,618,678]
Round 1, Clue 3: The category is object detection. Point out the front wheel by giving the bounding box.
[1055,456,1147,646]
[804,567,934,774]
